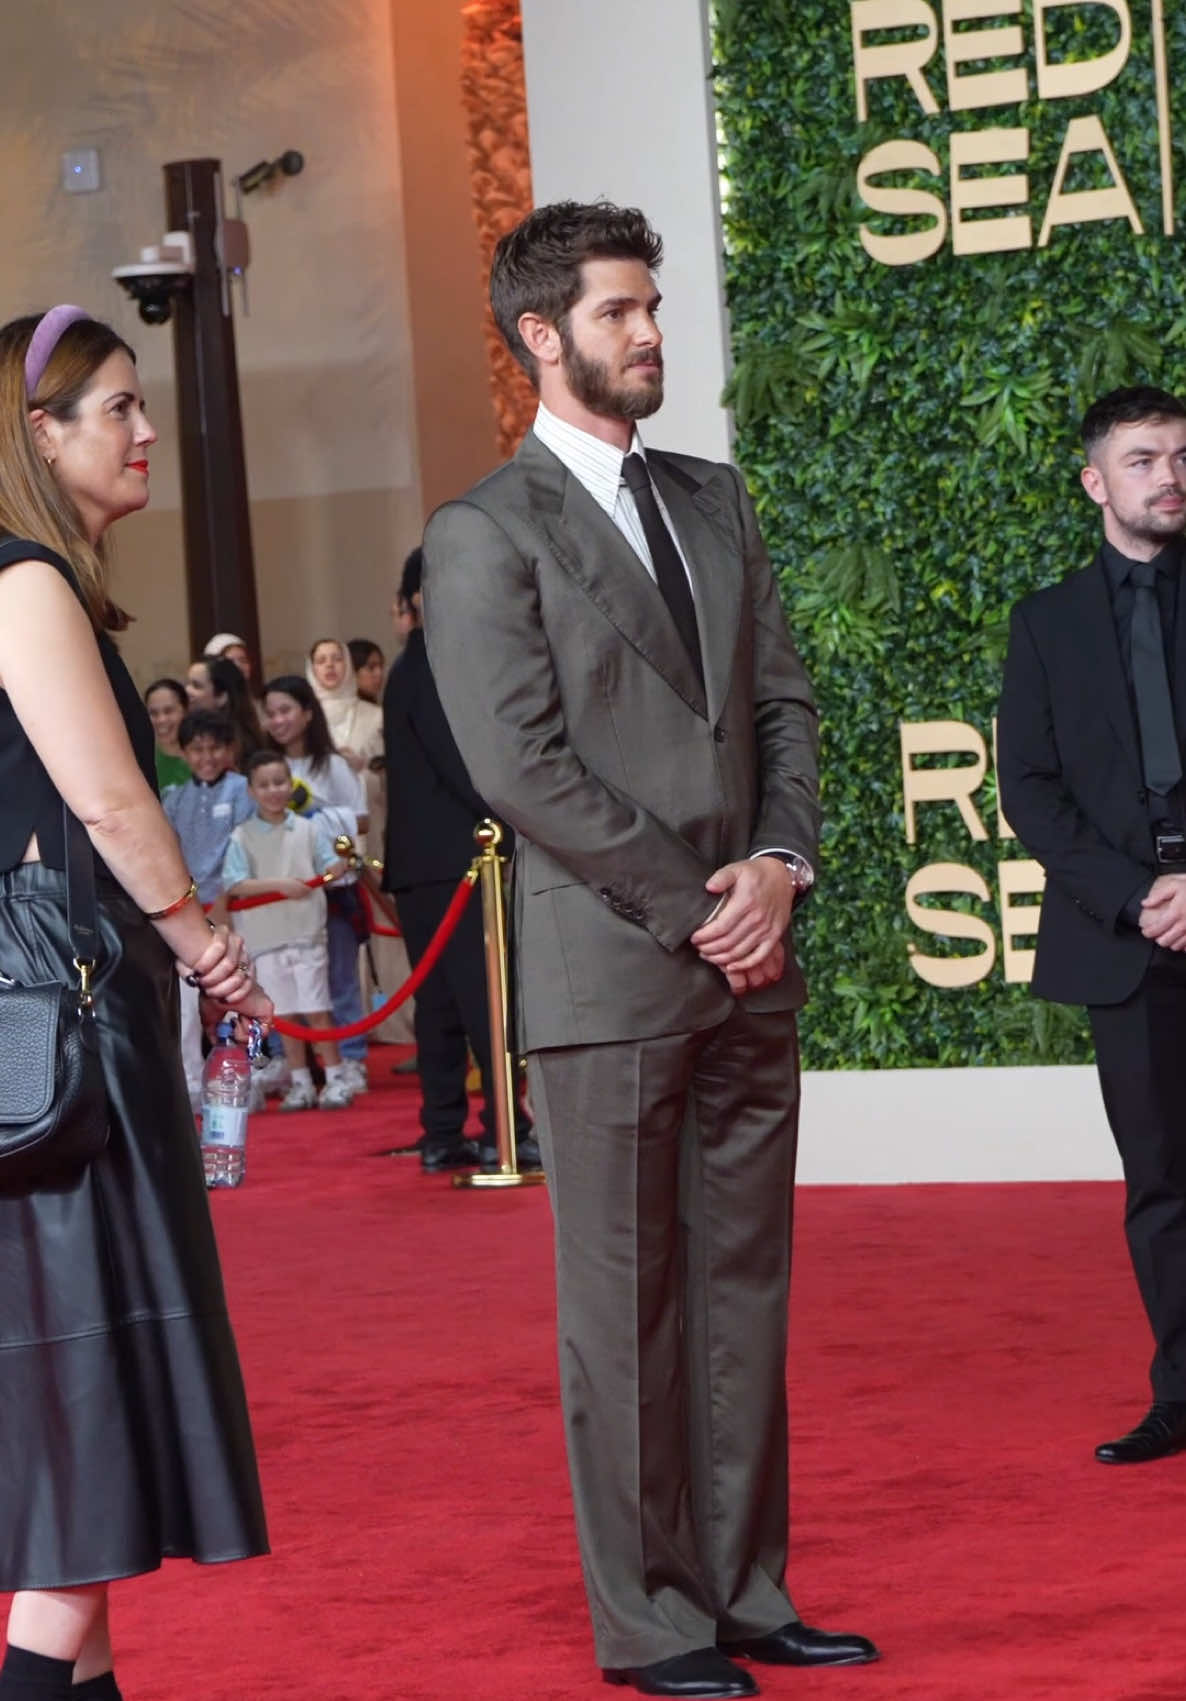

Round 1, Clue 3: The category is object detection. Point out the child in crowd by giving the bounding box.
[222,750,356,1111]
[263,675,369,1094]
[163,710,254,1108]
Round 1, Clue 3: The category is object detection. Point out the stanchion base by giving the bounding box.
[452,1170,548,1190]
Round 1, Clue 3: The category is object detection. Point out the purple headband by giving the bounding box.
[24,304,90,399]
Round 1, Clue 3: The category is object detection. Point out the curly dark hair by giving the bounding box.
[490,200,663,381]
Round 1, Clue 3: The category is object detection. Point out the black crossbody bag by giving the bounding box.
[0,804,109,1186]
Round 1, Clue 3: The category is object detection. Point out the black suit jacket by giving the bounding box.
[996,548,1186,1004]
[381,627,510,891]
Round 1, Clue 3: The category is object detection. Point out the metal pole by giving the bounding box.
[454,820,545,1191]
[163,157,262,673]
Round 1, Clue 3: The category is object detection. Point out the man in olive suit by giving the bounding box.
[421,202,877,1699]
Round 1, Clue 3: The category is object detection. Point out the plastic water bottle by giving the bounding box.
[200,1018,251,1189]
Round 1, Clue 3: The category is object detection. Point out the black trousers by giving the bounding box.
[1089,949,1186,1400]
[396,881,531,1152]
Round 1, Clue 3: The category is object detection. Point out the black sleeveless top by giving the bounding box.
[0,535,158,874]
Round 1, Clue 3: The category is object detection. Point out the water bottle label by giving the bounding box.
[204,1104,248,1148]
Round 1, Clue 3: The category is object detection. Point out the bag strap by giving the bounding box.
[0,539,102,992]
[62,804,99,996]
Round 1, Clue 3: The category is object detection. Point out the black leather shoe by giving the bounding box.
[478,1135,543,1173]
[420,1140,479,1174]
[603,1648,757,1697]
[1095,1401,1186,1463]
[720,1621,880,1667]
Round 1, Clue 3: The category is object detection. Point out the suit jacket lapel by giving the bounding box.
[1078,551,1142,775]
[1173,544,1186,747]
[648,453,742,727]
[516,432,708,718]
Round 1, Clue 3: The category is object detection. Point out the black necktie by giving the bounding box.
[1130,559,1182,796]
[621,453,704,688]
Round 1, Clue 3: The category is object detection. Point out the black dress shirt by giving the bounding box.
[1101,537,1180,692]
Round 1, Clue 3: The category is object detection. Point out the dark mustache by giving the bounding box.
[626,351,663,370]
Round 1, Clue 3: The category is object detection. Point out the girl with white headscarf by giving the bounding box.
[307,637,383,776]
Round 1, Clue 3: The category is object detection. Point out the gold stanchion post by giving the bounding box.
[454,819,546,1190]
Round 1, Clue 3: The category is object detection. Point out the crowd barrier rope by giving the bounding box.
[203,835,471,1042]
[269,870,476,1042]
[206,819,541,1191]
[355,870,403,938]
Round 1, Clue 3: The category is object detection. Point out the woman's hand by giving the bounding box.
[339,746,366,773]
[176,922,248,1001]
[199,989,275,1037]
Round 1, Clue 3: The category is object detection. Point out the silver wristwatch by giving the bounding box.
[777,853,815,894]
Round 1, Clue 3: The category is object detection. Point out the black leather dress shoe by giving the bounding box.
[603,1648,758,1697]
[720,1621,880,1667]
[420,1140,479,1174]
[1095,1401,1186,1463]
[478,1134,543,1173]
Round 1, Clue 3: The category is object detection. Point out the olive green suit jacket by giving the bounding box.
[421,429,819,1052]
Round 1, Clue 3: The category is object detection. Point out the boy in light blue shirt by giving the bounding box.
[163,710,252,1106]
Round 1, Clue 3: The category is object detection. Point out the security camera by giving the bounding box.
[112,232,194,325]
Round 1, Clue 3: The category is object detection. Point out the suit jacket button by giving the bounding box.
[713,726,726,743]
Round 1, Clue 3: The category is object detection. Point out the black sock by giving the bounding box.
[71,1677,121,1700]
[0,1645,75,1698]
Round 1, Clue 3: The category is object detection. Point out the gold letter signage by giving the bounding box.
[852,0,1173,262]
[900,719,1044,986]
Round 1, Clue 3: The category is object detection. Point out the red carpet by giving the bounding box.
[6,1049,1186,1699]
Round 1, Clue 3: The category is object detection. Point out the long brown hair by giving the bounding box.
[0,312,137,630]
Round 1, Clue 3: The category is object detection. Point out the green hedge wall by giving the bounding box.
[712,0,1186,1069]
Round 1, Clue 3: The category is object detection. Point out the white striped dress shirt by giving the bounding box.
[532,403,696,594]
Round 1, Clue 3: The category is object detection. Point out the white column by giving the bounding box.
[519,0,732,463]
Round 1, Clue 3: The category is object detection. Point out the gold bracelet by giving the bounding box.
[145,878,198,921]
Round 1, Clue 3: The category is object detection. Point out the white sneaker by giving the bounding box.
[279,1080,317,1112]
[255,1055,292,1097]
[318,1078,355,1110]
[340,1058,369,1094]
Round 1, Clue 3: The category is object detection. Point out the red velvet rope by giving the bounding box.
[227,876,329,912]
[269,873,475,1042]
[204,875,332,914]
[359,882,401,938]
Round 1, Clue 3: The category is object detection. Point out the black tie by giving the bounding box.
[1130,559,1182,796]
[621,453,704,688]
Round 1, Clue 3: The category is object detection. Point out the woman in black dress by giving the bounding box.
[0,307,272,1700]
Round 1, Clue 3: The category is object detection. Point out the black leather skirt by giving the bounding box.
[0,862,268,1588]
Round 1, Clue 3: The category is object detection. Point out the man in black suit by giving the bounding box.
[999,385,1186,1464]
[381,548,539,1174]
